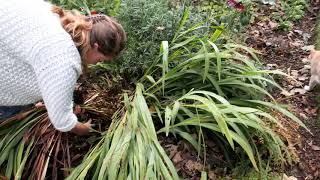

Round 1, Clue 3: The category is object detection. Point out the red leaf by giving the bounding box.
[90,10,97,15]
[235,2,245,12]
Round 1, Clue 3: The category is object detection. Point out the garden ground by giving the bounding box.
[57,1,320,179]
[245,0,320,179]
[1,1,320,179]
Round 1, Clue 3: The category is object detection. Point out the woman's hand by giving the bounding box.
[36,102,90,135]
[35,101,45,108]
[73,105,84,115]
[70,119,93,136]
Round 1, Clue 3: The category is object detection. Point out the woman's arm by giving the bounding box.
[32,36,86,133]
[71,120,92,135]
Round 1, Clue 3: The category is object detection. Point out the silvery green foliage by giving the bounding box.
[261,0,276,5]
[116,0,178,78]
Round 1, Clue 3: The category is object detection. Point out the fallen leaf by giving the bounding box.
[303,33,312,43]
[305,175,313,180]
[257,22,266,27]
[289,88,307,95]
[300,65,311,74]
[208,171,216,180]
[167,145,178,159]
[172,151,183,164]
[294,29,303,35]
[298,76,308,81]
[299,113,308,120]
[282,173,298,180]
[309,108,317,115]
[185,160,204,172]
[148,105,156,113]
[290,40,304,48]
[287,85,294,90]
[281,90,293,97]
[268,21,278,29]
[304,65,311,69]
[291,70,299,77]
[301,45,315,51]
[302,58,310,63]
[311,145,320,151]
[266,41,272,46]
[249,30,260,36]
[266,63,278,70]
[291,80,304,87]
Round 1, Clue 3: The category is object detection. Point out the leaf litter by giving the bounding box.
[245,0,320,179]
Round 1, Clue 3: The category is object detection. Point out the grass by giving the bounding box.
[67,84,179,179]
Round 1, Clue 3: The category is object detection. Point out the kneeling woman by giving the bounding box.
[0,0,126,135]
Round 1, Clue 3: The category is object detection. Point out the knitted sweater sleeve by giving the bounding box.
[32,38,82,132]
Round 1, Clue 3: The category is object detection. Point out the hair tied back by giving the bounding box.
[85,13,106,23]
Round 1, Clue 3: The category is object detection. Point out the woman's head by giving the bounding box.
[51,6,126,67]
[85,15,126,64]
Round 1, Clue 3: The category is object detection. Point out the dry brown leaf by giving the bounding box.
[282,173,298,180]
[308,141,320,151]
[249,30,260,37]
[294,29,303,35]
[167,145,178,159]
[290,70,299,78]
[266,63,278,70]
[290,40,304,48]
[302,58,310,64]
[257,22,266,27]
[301,45,315,51]
[172,151,183,164]
[0,175,8,180]
[185,160,204,172]
[268,21,278,29]
[299,113,308,120]
[311,145,320,151]
[298,76,308,81]
[289,88,307,95]
[208,171,216,180]
[281,90,293,97]
[307,108,317,115]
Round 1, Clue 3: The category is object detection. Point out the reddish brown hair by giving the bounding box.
[87,15,126,57]
[51,6,126,70]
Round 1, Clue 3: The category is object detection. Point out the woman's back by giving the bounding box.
[0,0,82,106]
[0,0,82,132]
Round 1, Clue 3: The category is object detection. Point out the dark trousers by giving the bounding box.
[0,105,32,120]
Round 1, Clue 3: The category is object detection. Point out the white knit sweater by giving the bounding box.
[0,0,82,132]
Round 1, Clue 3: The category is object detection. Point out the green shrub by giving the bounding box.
[49,0,120,16]
[272,0,307,31]
[115,0,178,80]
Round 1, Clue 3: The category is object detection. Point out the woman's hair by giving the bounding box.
[86,15,126,58]
[51,6,126,70]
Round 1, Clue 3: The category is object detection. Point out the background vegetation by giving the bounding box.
[0,0,310,179]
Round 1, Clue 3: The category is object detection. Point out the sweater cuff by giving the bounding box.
[55,113,78,132]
